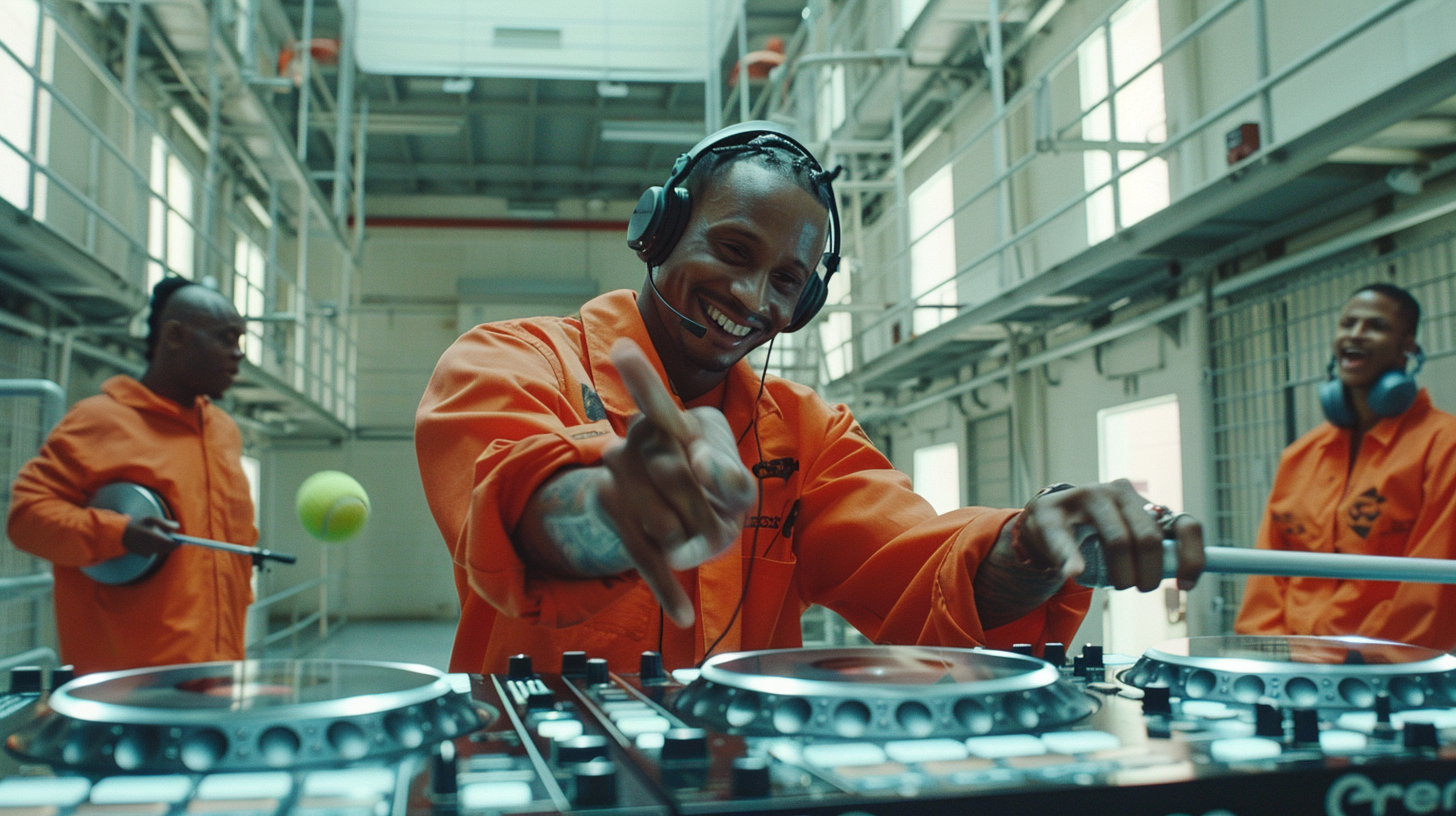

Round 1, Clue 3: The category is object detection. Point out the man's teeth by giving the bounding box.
[704,304,751,337]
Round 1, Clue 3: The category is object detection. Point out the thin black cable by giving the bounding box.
[700,337,779,666]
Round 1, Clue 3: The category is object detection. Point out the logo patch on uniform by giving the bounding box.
[1346,487,1386,539]
[581,384,607,421]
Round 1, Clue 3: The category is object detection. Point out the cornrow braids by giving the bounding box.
[145,276,195,361]
[683,134,839,217]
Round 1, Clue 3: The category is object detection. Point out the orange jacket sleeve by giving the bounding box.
[788,402,1092,650]
[8,407,132,568]
[416,326,632,628]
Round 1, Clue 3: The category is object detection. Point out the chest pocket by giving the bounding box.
[1342,485,1416,555]
[745,462,800,562]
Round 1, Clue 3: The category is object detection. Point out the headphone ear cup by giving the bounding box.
[1319,377,1356,428]
[627,187,665,264]
[786,273,827,333]
[1368,369,1418,417]
[645,188,692,268]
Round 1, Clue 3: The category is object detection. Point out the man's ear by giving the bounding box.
[158,319,187,352]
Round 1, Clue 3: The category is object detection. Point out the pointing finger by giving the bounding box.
[610,339,695,445]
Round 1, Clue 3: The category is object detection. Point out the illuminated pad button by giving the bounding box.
[0,778,91,807]
[964,735,1046,759]
[616,716,672,737]
[635,733,666,751]
[1040,731,1121,755]
[1209,737,1282,763]
[1319,730,1368,755]
[90,776,193,804]
[803,743,887,768]
[1395,710,1456,729]
[302,768,395,797]
[602,702,652,715]
[1180,701,1236,719]
[537,719,584,740]
[884,739,969,764]
[671,669,701,685]
[1337,712,1376,734]
[459,781,533,811]
[195,773,293,800]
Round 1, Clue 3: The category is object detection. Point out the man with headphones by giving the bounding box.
[1237,283,1456,650]
[416,121,1204,675]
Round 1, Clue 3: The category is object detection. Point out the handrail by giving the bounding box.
[0,572,53,603]
[0,648,58,674]
[0,380,65,433]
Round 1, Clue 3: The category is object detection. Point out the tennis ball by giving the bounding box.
[296,471,370,542]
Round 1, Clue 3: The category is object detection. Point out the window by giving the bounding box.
[818,260,853,380]
[900,0,932,32]
[1077,0,1169,245]
[233,233,266,365]
[147,135,196,289]
[0,0,53,214]
[1097,393,1185,656]
[909,166,956,336]
[913,441,960,515]
[815,64,845,142]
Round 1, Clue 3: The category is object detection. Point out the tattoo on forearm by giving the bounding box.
[539,469,631,577]
[973,528,1067,631]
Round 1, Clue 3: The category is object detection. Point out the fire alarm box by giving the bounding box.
[1226,123,1260,165]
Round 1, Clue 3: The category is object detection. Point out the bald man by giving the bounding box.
[8,278,258,674]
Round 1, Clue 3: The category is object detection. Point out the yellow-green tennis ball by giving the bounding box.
[296,471,370,542]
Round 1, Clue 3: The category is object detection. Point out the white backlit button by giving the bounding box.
[884,739,969,764]
[537,719,584,741]
[0,777,91,807]
[302,767,395,797]
[1208,737,1282,763]
[1319,730,1368,755]
[90,776,192,804]
[615,716,672,737]
[459,781,533,811]
[635,733,666,751]
[802,743,887,768]
[1180,700,1236,719]
[964,735,1046,759]
[1040,730,1121,755]
[195,773,293,800]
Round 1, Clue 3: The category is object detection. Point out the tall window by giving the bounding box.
[819,260,853,380]
[147,135,196,289]
[909,165,956,336]
[1077,0,1169,245]
[815,64,846,142]
[233,234,266,365]
[1097,394,1185,656]
[0,0,52,214]
[913,441,960,515]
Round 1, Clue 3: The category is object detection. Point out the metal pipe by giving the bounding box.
[1079,539,1456,588]
[0,573,54,603]
[294,0,316,164]
[331,4,355,226]
[736,0,750,123]
[0,648,57,674]
[0,379,66,433]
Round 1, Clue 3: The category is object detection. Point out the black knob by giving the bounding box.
[640,651,665,682]
[1043,643,1067,666]
[1405,721,1440,750]
[432,740,459,797]
[1141,684,1172,715]
[527,689,556,710]
[1083,645,1104,668]
[1011,643,1034,657]
[508,654,534,680]
[586,658,610,686]
[562,651,588,676]
[9,666,41,694]
[1072,655,1088,678]
[1292,708,1320,745]
[556,735,611,764]
[1375,691,1393,724]
[573,759,617,806]
[731,755,771,797]
[661,728,708,763]
[49,666,74,691]
[1255,702,1284,738]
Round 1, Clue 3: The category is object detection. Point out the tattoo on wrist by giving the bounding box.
[540,470,632,576]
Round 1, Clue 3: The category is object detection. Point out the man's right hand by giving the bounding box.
[121,516,180,558]
[596,339,756,627]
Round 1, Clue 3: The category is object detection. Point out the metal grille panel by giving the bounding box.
[0,331,56,657]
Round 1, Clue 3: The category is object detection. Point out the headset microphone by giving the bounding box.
[645,267,708,338]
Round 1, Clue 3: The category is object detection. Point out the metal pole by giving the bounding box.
[705,0,722,132]
[1005,324,1024,505]
[736,0,750,123]
[1250,0,1274,147]
[988,0,1012,286]
[352,96,367,255]
[24,3,45,215]
[891,57,911,337]
[123,0,141,100]
[1102,20,1121,233]
[197,0,225,282]
[294,0,316,163]
[331,5,355,227]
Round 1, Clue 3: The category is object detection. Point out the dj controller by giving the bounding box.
[0,636,1454,816]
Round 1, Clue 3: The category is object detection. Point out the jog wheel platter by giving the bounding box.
[674,646,1095,738]
[5,659,487,774]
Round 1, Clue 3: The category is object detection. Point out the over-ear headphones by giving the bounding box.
[1318,347,1425,428]
[627,120,841,334]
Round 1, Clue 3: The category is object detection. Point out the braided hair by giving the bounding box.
[145,277,195,361]
[682,134,841,219]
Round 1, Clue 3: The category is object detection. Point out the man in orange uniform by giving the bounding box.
[9,278,256,675]
[416,125,1205,675]
[1237,284,1456,649]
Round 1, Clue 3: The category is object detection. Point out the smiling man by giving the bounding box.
[8,277,257,674]
[1237,283,1456,649]
[416,123,1204,675]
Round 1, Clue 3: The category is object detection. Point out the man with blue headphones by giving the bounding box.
[416,121,1204,676]
[1237,283,1456,650]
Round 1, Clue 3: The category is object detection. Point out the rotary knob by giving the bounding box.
[661,728,708,763]
[639,651,665,682]
[1141,684,1172,716]
[9,666,40,694]
[508,654,534,680]
[1405,721,1439,750]
[562,651,588,676]
[49,666,75,690]
[586,658,610,686]
[1011,643,1034,657]
[1043,643,1067,666]
[573,760,617,806]
[731,755,771,797]
[556,735,611,764]
[1254,702,1284,738]
[432,740,459,797]
[1083,645,1104,668]
[1292,708,1320,745]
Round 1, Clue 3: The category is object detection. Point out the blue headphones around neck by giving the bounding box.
[1318,347,1425,428]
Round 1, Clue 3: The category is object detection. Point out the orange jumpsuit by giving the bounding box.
[1235,390,1456,650]
[8,375,257,675]
[416,290,1091,674]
